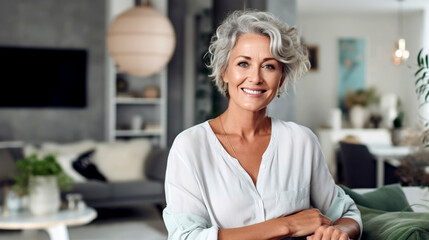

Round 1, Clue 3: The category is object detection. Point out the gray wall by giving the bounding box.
[0,0,107,143]
[266,0,297,122]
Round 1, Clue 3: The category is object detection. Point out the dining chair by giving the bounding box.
[339,141,377,188]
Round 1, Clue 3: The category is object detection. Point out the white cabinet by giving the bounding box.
[107,67,167,147]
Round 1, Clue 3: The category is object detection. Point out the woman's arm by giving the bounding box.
[219,208,332,240]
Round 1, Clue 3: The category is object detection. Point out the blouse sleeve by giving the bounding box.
[305,128,363,236]
[163,136,218,240]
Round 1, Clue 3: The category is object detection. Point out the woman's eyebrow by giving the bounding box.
[236,55,277,62]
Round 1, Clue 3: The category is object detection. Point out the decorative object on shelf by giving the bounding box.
[380,93,399,129]
[391,111,405,146]
[368,114,382,128]
[392,0,409,66]
[343,87,379,128]
[131,115,144,131]
[13,154,73,216]
[330,108,342,130]
[107,0,176,77]
[142,85,160,98]
[349,105,369,129]
[116,72,129,93]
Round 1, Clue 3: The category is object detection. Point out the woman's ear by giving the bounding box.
[221,72,228,83]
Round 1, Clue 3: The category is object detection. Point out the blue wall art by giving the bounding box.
[338,38,366,111]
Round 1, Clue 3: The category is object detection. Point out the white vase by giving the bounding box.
[28,176,61,216]
[349,105,368,128]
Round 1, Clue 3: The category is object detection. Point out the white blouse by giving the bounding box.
[163,118,362,239]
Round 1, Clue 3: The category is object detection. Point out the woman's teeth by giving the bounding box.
[242,88,264,94]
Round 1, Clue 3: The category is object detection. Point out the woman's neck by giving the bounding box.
[221,107,271,139]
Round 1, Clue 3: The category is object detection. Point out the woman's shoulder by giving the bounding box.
[273,118,318,142]
[171,121,213,149]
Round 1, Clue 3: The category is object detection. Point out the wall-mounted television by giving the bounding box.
[0,46,87,108]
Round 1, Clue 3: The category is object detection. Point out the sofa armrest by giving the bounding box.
[145,147,169,182]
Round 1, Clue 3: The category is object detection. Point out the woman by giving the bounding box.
[163,10,362,240]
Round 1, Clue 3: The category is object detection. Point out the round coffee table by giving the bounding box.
[0,207,97,240]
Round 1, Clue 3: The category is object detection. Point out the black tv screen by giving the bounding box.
[0,46,87,108]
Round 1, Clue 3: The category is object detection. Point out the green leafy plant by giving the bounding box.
[414,48,429,147]
[13,154,73,196]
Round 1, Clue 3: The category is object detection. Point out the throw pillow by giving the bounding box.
[340,184,413,212]
[72,150,107,182]
[93,139,152,182]
[56,154,87,183]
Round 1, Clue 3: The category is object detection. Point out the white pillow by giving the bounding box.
[93,139,152,181]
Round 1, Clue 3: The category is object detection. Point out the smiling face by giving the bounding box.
[222,33,285,113]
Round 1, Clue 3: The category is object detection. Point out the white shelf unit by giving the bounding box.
[108,67,168,148]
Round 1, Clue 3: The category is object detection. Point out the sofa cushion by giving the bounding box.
[94,139,152,182]
[110,180,163,198]
[70,181,111,200]
[72,150,107,182]
[340,184,413,212]
[57,154,87,183]
[358,205,429,240]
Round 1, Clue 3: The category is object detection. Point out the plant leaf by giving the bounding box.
[416,72,427,85]
[425,54,429,68]
[417,48,423,66]
[415,67,425,77]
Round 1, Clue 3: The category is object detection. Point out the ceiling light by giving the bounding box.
[107,1,176,77]
[392,0,409,66]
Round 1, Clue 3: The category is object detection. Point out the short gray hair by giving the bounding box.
[207,10,310,96]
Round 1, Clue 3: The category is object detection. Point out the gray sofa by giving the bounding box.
[0,144,169,212]
[64,147,168,209]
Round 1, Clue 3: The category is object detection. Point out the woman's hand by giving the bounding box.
[306,225,350,240]
[279,208,332,237]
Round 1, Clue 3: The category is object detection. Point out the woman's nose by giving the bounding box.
[247,66,262,84]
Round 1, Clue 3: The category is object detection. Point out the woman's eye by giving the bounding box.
[263,64,275,70]
[238,62,248,67]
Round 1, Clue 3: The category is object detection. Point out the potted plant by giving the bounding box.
[343,87,379,128]
[413,48,429,147]
[13,154,73,216]
[397,48,429,188]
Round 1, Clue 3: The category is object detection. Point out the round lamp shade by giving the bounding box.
[107,6,176,77]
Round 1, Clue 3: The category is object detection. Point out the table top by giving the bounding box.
[0,207,97,230]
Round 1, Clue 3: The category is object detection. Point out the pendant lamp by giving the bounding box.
[392,0,409,66]
[107,2,176,77]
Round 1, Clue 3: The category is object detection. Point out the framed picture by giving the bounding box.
[307,45,319,71]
